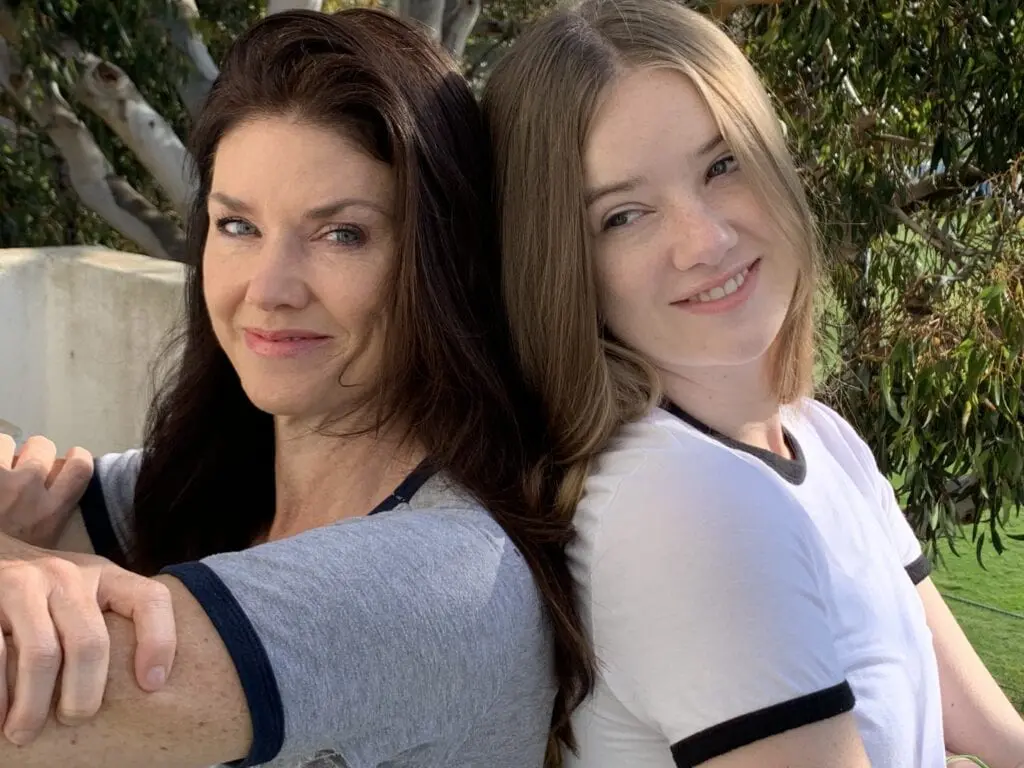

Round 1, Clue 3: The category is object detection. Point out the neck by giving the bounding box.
[659,359,790,457]
[266,410,426,541]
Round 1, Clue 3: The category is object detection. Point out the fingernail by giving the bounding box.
[7,730,32,746]
[146,666,167,689]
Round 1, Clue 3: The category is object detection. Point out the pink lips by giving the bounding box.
[243,328,331,358]
[672,258,761,315]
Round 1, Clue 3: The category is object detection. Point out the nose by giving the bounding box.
[666,196,738,271]
[244,234,312,311]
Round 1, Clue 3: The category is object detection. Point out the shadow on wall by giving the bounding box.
[0,247,185,456]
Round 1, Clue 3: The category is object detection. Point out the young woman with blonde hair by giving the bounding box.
[484,0,1024,765]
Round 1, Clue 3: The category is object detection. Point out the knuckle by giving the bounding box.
[22,641,61,673]
[65,631,109,664]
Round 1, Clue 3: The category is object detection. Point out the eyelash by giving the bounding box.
[214,217,367,247]
[599,154,740,232]
[707,154,738,180]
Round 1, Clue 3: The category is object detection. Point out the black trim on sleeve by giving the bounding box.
[670,680,856,767]
[905,553,932,585]
[78,470,127,566]
[662,401,807,485]
[161,561,285,768]
[368,460,436,515]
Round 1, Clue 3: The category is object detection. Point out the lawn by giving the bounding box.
[931,516,1024,712]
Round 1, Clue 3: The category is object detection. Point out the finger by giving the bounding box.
[0,435,14,470]
[47,447,93,500]
[0,631,8,729]
[99,571,176,691]
[11,436,57,484]
[0,568,62,745]
[48,567,110,725]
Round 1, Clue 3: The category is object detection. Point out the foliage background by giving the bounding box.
[2,0,1023,559]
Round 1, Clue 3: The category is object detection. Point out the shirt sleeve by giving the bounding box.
[79,449,142,565]
[805,400,931,583]
[585,447,854,766]
[875,472,932,584]
[161,507,546,767]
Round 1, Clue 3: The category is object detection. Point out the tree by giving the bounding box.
[1,0,1022,559]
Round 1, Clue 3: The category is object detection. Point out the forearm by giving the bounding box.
[918,580,1024,766]
[1,577,252,767]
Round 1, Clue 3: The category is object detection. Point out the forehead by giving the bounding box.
[584,67,720,185]
[211,116,394,207]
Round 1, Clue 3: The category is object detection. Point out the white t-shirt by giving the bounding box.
[566,398,945,767]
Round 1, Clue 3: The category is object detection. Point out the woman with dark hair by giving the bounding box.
[0,8,591,767]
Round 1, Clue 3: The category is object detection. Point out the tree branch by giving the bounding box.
[61,42,194,215]
[265,0,325,13]
[1,39,186,262]
[163,0,218,119]
[884,204,979,261]
[396,0,445,41]
[441,0,480,59]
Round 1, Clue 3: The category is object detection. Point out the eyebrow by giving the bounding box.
[585,176,647,208]
[583,133,726,209]
[208,192,389,219]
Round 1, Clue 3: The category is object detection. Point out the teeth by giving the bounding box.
[690,264,751,303]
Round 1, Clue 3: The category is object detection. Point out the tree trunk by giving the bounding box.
[165,0,219,119]
[71,48,194,215]
[441,0,480,59]
[1,40,186,262]
[266,0,325,13]
[397,0,446,41]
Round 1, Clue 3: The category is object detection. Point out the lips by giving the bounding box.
[674,258,761,305]
[242,328,331,358]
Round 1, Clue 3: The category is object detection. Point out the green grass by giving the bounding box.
[931,516,1024,712]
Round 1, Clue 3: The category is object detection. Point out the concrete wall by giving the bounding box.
[0,247,185,456]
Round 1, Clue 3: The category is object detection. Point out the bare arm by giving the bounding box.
[918,577,1024,768]
[2,575,252,768]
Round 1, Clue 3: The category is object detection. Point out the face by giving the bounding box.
[204,117,396,420]
[584,67,798,380]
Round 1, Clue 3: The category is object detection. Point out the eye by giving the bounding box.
[602,209,644,232]
[323,225,366,246]
[216,217,258,237]
[707,154,738,181]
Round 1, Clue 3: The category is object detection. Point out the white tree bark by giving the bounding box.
[266,0,325,14]
[67,47,194,215]
[397,0,446,41]
[165,0,219,119]
[1,40,186,262]
[441,0,479,59]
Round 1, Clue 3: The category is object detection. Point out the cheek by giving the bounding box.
[201,250,244,330]
[594,248,657,332]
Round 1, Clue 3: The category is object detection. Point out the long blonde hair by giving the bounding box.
[483,0,821,526]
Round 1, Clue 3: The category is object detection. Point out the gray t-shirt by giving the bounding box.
[80,450,555,768]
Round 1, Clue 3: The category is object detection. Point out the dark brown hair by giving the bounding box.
[129,8,592,760]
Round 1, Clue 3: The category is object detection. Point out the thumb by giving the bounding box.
[96,568,177,692]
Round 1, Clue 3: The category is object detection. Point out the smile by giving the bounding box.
[672,258,761,315]
[685,260,757,304]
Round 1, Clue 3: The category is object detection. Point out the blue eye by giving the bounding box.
[707,155,738,180]
[602,209,644,231]
[216,217,258,237]
[324,226,365,246]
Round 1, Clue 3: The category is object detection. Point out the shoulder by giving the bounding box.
[788,398,878,470]
[577,408,819,557]
[81,449,143,563]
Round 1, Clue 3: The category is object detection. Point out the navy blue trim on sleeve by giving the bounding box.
[79,470,127,566]
[670,680,856,767]
[162,561,285,767]
[905,553,932,585]
[368,461,436,515]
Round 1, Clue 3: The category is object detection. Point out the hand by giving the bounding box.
[0,434,93,547]
[0,548,176,745]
